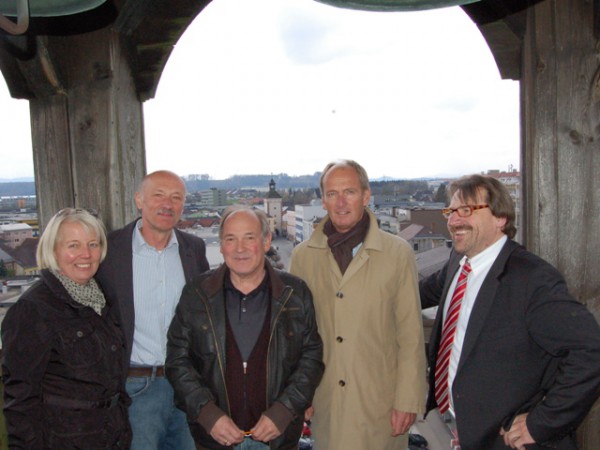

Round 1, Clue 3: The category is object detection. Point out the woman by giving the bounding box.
[2,208,131,449]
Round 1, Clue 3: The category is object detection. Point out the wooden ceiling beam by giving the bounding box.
[461,0,533,80]
[115,0,212,101]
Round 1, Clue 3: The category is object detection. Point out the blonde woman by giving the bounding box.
[2,208,131,449]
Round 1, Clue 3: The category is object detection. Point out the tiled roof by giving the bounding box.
[415,246,452,280]
[0,238,38,269]
[398,224,425,241]
[0,223,32,232]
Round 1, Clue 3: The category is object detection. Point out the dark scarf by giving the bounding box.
[323,211,370,275]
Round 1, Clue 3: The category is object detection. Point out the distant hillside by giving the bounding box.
[0,177,34,182]
[0,173,430,197]
[184,173,322,191]
[0,175,320,196]
[0,182,36,196]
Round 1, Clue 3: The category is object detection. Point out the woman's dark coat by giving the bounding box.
[1,270,131,449]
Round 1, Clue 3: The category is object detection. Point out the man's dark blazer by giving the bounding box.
[420,239,600,450]
[96,219,210,362]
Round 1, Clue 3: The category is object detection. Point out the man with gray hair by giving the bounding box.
[166,205,324,449]
[290,159,426,450]
[96,170,209,449]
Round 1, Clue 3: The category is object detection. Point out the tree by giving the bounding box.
[0,259,7,277]
[434,183,448,203]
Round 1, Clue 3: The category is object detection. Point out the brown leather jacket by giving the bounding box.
[166,262,324,450]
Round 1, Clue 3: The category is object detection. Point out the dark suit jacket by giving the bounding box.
[95,219,210,362]
[421,239,600,450]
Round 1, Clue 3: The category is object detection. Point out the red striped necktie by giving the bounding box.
[434,260,472,414]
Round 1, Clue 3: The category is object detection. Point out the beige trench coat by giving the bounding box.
[289,210,427,450]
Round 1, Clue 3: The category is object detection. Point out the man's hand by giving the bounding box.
[305,405,314,422]
[391,409,416,436]
[499,413,536,450]
[210,415,244,447]
[251,414,282,443]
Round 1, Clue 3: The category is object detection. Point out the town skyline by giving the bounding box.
[0,164,519,185]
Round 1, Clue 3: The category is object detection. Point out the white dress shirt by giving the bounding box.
[130,221,185,366]
[443,235,507,413]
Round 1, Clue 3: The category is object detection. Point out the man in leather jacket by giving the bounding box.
[166,205,324,450]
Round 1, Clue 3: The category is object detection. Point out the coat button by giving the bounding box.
[336,336,343,343]
[76,331,83,338]
[336,292,344,298]
[339,380,346,387]
[111,345,117,352]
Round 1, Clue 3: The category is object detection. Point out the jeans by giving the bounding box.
[234,438,270,450]
[126,373,195,450]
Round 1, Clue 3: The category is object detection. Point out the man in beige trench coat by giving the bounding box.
[289,159,427,449]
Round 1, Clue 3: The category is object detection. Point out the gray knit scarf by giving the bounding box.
[52,270,106,315]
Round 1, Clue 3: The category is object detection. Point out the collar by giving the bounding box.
[203,260,287,300]
[224,268,269,299]
[463,234,508,270]
[133,219,178,252]
[40,269,100,314]
[308,208,384,252]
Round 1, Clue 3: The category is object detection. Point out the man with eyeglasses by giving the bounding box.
[420,174,600,450]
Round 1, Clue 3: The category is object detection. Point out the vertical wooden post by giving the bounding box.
[29,27,145,231]
[521,1,600,447]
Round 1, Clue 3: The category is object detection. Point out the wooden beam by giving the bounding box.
[462,0,532,80]
[115,0,213,101]
[473,18,523,79]
[0,35,36,99]
[521,1,600,444]
[595,0,600,39]
[30,28,145,230]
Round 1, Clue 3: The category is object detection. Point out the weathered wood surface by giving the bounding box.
[28,28,144,230]
[521,1,600,447]
[522,0,600,313]
[30,94,74,225]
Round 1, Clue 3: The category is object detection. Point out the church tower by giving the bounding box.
[264,178,283,236]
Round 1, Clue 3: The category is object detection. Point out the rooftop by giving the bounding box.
[0,223,32,232]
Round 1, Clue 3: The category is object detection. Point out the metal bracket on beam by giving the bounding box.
[0,0,29,35]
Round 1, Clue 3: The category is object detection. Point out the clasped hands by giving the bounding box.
[210,414,280,447]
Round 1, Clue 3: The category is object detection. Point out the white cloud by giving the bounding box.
[0,0,519,181]
[0,82,33,179]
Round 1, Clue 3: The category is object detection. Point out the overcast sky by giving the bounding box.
[0,0,519,181]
